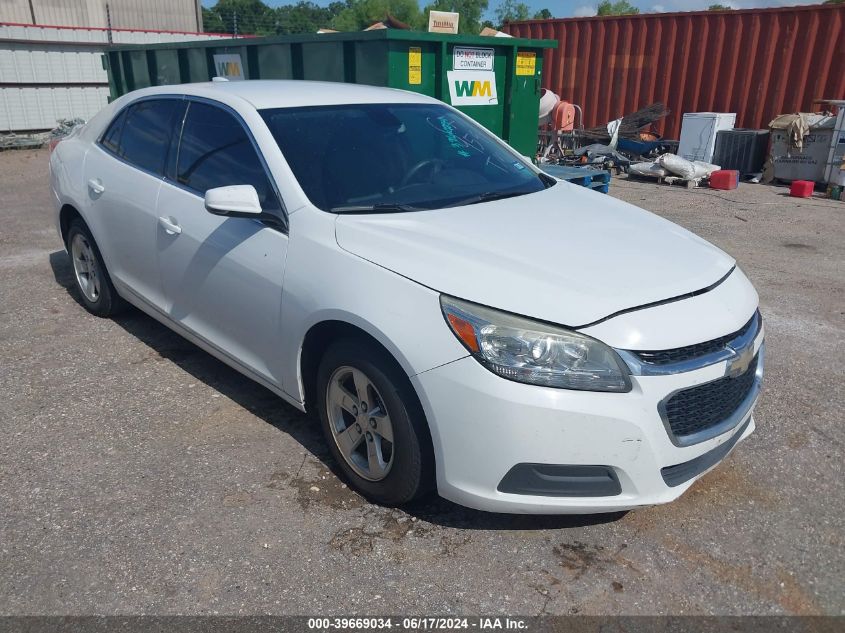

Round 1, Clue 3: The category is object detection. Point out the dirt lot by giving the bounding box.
[1,148,843,615]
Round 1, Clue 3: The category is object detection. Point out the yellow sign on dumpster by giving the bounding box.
[515,51,536,76]
[409,47,422,85]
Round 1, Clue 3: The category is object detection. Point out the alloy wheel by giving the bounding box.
[326,365,395,481]
[70,233,100,303]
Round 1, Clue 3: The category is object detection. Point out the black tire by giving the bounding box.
[316,338,434,506]
[66,218,127,317]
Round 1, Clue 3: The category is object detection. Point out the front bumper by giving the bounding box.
[411,333,763,514]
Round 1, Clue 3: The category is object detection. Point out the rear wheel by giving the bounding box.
[316,338,433,505]
[67,219,126,317]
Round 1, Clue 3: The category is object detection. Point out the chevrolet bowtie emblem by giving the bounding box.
[725,344,754,378]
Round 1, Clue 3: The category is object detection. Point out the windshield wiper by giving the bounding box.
[330,203,422,214]
[447,190,536,207]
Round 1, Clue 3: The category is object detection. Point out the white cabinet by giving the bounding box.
[678,113,736,164]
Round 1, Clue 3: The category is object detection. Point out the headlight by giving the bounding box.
[440,296,631,393]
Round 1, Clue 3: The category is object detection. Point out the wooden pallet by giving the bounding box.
[658,175,704,189]
[626,173,704,188]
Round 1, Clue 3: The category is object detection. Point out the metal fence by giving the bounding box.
[504,5,845,139]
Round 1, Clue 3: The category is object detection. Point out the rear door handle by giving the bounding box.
[158,216,182,235]
[87,178,105,194]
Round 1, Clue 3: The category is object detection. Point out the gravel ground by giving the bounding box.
[0,148,842,616]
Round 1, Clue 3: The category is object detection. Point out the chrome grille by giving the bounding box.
[633,312,758,366]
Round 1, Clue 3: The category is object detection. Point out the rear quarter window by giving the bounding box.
[100,109,126,154]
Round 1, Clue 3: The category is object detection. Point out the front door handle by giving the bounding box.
[87,178,105,195]
[158,216,182,235]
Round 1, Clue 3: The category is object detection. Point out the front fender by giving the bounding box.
[279,208,467,405]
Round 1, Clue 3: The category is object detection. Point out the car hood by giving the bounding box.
[334,182,735,328]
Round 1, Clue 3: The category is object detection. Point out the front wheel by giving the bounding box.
[316,338,433,506]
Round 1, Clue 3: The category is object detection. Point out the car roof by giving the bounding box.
[123,80,442,110]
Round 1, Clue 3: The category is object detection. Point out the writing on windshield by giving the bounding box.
[260,103,549,212]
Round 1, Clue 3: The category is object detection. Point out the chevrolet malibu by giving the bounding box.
[49,80,764,513]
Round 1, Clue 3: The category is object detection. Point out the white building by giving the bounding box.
[1,0,229,132]
[1,0,204,32]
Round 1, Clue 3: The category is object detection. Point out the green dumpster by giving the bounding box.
[103,30,556,157]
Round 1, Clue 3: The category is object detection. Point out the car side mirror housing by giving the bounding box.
[204,185,263,218]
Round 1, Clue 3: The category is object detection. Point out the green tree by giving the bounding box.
[596,0,639,16]
[422,0,490,35]
[275,0,350,33]
[202,6,227,32]
[332,0,425,30]
[203,0,277,35]
[823,0,844,4]
[494,0,530,27]
[707,4,733,9]
[533,8,553,19]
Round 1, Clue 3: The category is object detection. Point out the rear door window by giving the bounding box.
[175,101,280,212]
[115,99,180,176]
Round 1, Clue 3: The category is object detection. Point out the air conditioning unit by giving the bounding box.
[713,129,770,176]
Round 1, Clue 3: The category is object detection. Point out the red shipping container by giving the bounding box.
[790,181,814,198]
[505,5,844,140]
[710,170,739,190]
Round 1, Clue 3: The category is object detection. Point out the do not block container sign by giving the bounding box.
[103,30,556,156]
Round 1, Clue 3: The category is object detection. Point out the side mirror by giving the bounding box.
[204,185,262,217]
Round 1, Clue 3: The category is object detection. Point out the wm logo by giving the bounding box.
[453,80,492,97]
[220,62,241,76]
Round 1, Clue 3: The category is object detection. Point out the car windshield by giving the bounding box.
[259,103,552,213]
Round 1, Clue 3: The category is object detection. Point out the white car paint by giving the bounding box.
[50,80,763,514]
[334,181,736,329]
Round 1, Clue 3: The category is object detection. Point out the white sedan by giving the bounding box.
[49,80,764,514]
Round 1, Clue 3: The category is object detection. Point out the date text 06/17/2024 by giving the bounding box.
[306,618,528,630]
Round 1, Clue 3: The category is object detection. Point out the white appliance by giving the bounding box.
[678,112,736,163]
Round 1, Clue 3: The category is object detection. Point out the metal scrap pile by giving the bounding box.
[1,118,85,151]
[581,103,671,143]
[538,98,678,169]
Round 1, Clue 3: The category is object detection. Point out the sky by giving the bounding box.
[565,0,821,18]
[202,0,825,20]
